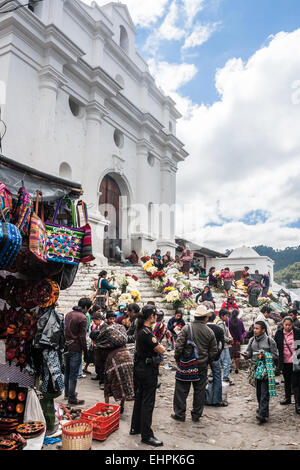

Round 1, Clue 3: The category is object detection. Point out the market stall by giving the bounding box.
[0,154,94,450]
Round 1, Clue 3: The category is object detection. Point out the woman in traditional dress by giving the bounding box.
[93,319,134,413]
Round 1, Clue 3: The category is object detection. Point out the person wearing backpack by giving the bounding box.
[171,306,218,422]
[242,321,278,423]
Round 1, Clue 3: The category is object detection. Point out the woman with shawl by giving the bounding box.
[92,320,134,413]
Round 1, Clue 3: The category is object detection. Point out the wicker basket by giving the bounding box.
[62,420,93,450]
[58,404,93,451]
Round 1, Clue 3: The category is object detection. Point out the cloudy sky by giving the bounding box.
[85,0,300,252]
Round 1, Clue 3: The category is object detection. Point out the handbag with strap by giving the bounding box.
[175,324,200,382]
[0,207,22,269]
[45,198,84,265]
[76,200,95,263]
[29,190,47,263]
[51,263,78,290]
[283,333,300,372]
[12,185,33,237]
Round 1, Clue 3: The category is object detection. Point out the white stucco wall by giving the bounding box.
[0,0,188,261]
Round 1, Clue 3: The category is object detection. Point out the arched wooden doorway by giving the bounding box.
[99,175,122,260]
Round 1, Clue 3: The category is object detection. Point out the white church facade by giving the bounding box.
[0,0,188,263]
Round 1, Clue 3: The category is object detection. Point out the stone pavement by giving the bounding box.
[49,350,300,451]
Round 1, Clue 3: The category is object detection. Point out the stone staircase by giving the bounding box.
[57,262,175,318]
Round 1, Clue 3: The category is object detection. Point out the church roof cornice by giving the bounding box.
[101,2,137,34]
[66,0,114,38]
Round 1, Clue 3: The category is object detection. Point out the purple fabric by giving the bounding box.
[228,317,246,342]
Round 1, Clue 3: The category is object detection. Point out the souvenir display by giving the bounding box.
[76,200,95,263]
[0,383,28,423]
[0,433,27,450]
[0,182,13,222]
[0,177,88,449]
[29,191,47,263]
[0,209,22,269]
[12,186,33,237]
[0,306,38,368]
[45,198,84,265]
[16,421,45,438]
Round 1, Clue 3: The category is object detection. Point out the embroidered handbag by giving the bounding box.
[29,191,47,263]
[45,198,84,266]
[76,200,95,263]
[175,324,200,382]
[0,182,13,222]
[12,185,33,237]
[0,208,22,269]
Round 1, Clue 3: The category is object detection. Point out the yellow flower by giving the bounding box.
[143,260,153,271]
[130,291,141,302]
[164,286,175,292]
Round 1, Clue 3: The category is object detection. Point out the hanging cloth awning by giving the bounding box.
[0,154,83,201]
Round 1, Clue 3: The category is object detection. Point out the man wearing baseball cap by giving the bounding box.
[171,305,218,423]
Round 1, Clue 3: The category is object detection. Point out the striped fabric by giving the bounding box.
[29,212,47,262]
[175,324,200,382]
[175,355,200,382]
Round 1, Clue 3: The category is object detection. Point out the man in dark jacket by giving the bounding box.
[64,298,92,405]
[207,313,227,406]
[126,303,140,344]
[289,309,300,329]
[171,306,218,423]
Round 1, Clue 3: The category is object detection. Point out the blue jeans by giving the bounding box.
[221,348,232,381]
[64,351,82,402]
[211,359,222,404]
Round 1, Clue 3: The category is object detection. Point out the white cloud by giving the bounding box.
[158,1,186,41]
[143,0,218,55]
[81,0,169,28]
[148,59,198,94]
[174,28,300,250]
[182,21,219,50]
[182,0,205,27]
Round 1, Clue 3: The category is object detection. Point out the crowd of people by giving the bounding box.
[52,260,300,447]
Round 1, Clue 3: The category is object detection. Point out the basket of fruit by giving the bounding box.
[81,403,120,441]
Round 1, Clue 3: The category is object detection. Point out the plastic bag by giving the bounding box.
[24,388,46,423]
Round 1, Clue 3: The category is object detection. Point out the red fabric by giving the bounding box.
[221,301,239,311]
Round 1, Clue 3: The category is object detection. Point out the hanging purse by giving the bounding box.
[0,207,22,269]
[45,198,84,265]
[0,182,13,222]
[51,263,78,290]
[29,191,47,263]
[175,324,200,382]
[12,185,33,237]
[77,200,95,263]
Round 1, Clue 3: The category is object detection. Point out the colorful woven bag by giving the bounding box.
[175,324,200,382]
[0,208,22,269]
[12,185,33,237]
[77,200,95,263]
[0,182,13,222]
[45,198,84,266]
[29,191,47,263]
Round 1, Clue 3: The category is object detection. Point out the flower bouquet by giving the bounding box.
[152,278,164,291]
[150,271,165,280]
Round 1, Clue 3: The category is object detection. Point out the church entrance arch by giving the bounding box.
[99,172,131,261]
